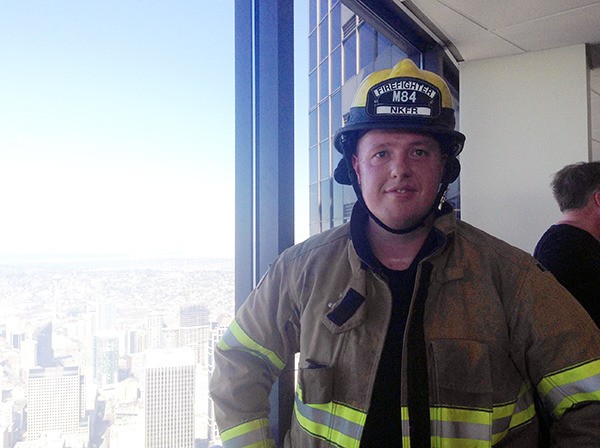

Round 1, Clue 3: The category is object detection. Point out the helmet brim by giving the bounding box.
[333,122,465,157]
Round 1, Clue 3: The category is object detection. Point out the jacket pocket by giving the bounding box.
[428,339,493,446]
[298,364,334,404]
[428,339,493,408]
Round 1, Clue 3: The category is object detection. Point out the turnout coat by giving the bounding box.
[210,205,600,447]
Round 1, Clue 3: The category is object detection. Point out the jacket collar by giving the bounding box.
[349,200,458,272]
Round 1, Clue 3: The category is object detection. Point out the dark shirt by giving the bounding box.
[350,202,438,447]
[534,224,600,327]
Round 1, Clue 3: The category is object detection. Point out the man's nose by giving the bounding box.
[390,153,412,178]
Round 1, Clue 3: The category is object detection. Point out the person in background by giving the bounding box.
[210,59,600,447]
[534,161,600,327]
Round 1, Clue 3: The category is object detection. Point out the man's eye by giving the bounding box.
[375,151,387,158]
[414,148,428,157]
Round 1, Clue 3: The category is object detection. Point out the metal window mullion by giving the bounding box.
[235,0,295,445]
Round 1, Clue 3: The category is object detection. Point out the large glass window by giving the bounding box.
[309,0,318,31]
[331,90,342,132]
[377,30,392,56]
[319,0,329,22]
[309,30,318,72]
[319,60,329,101]
[330,2,341,49]
[310,69,318,108]
[319,18,329,62]
[320,179,332,226]
[0,2,235,447]
[319,99,329,143]
[343,32,357,81]
[331,46,342,92]
[309,183,320,234]
[359,22,377,69]
[309,146,319,185]
[309,109,318,147]
[320,138,331,179]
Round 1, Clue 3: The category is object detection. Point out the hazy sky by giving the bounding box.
[0,2,308,261]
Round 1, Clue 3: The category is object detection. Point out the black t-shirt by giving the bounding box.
[351,204,438,447]
[534,224,600,327]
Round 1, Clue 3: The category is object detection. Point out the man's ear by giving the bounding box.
[594,191,600,207]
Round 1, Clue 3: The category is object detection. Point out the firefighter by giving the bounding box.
[210,59,600,447]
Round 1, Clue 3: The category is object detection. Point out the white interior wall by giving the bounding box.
[459,45,590,253]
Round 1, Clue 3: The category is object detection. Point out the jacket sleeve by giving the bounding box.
[209,255,301,447]
[508,264,600,446]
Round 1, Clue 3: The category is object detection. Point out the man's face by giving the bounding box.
[352,129,447,230]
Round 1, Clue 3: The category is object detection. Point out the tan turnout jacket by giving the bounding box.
[210,206,600,447]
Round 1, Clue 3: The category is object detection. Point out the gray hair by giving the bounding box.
[552,161,600,212]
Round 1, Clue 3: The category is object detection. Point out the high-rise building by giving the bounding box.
[93,334,119,386]
[26,366,87,442]
[145,348,195,448]
[146,312,166,349]
[179,305,210,367]
[33,321,54,368]
[179,305,209,328]
[96,301,116,333]
[207,320,228,446]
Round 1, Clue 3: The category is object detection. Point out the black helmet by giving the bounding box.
[334,59,464,186]
[333,58,465,234]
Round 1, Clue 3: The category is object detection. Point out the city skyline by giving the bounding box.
[1,256,234,446]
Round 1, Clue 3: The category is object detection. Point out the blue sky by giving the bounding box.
[0,1,308,261]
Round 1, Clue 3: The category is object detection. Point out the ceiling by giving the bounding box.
[394,0,600,158]
[395,0,600,63]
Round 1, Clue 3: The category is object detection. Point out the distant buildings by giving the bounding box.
[93,334,119,386]
[26,366,87,443]
[145,348,195,448]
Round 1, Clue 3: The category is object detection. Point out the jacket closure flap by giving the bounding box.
[322,288,367,334]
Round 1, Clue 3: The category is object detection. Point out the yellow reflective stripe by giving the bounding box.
[220,418,275,448]
[294,404,361,447]
[430,436,490,448]
[296,387,367,424]
[218,319,285,373]
[538,359,600,395]
[491,382,536,444]
[401,406,410,442]
[538,358,600,418]
[431,407,491,425]
[491,403,535,444]
[552,391,600,419]
[294,387,366,447]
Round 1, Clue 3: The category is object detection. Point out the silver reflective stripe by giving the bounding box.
[294,393,364,446]
[543,373,600,414]
[219,322,284,375]
[492,386,535,435]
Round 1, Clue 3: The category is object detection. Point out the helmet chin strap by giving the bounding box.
[346,154,449,234]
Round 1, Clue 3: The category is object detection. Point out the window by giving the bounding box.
[359,22,377,69]
[0,3,235,446]
[343,31,357,81]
